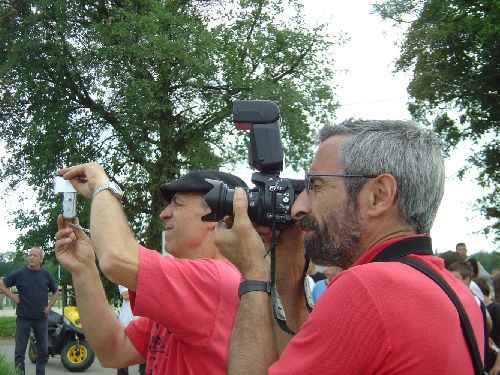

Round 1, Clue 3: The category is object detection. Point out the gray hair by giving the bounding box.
[318,119,445,234]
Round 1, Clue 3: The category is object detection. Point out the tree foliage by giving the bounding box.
[471,251,500,274]
[0,0,341,263]
[373,0,500,241]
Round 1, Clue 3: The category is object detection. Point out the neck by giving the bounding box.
[359,227,417,256]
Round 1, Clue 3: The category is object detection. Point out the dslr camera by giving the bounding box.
[203,100,298,227]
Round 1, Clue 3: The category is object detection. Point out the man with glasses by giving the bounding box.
[215,119,485,374]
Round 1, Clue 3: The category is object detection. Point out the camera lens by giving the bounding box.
[202,179,235,222]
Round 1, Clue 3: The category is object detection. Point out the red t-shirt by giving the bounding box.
[270,236,484,375]
[125,247,241,374]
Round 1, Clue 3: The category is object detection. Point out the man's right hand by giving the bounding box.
[55,215,95,275]
[58,162,110,200]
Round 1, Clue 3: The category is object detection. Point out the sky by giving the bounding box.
[299,0,497,254]
[0,1,497,254]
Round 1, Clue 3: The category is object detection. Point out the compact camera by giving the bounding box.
[202,100,298,227]
[53,176,77,220]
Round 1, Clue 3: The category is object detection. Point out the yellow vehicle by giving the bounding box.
[28,306,95,372]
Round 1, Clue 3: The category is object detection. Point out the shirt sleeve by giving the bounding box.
[269,269,390,374]
[125,317,155,360]
[2,269,19,288]
[132,246,240,346]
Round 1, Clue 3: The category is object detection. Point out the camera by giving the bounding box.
[53,176,77,220]
[202,100,298,227]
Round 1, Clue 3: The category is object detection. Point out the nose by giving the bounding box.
[292,190,311,220]
[160,203,173,221]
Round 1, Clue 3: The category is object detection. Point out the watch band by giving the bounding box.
[238,280,271,299]
[92,182,123,201]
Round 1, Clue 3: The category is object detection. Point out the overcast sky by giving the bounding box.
[0,1,497,254]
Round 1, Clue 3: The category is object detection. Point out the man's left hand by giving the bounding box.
[44,306,51,316]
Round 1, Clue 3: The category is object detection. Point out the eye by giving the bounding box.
[172,197,185,207]
[309,177,323,192]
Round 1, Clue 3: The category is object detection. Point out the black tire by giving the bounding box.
[28,338,38,364]
[60,339,95,372]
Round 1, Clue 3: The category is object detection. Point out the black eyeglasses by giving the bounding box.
[305,172,378,193]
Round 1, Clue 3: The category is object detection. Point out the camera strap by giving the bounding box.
[371,236,486,375]
[267,189,313,336]
[269,230,314,336]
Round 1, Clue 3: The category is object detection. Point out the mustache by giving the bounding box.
[299,215,319,231]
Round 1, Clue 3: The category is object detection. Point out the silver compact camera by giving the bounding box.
[53,176,77,220]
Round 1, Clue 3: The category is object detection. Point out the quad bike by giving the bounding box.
[28,306,95,372]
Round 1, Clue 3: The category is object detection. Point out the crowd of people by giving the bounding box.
[0,118,499,374]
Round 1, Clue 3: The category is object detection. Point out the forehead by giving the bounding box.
[311,136,349,172]
[172,192,205,203]
[29,248,41,256]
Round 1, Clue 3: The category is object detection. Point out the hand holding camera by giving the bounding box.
[57,162,111,200]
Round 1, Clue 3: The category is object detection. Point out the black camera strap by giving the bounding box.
[371,236,486,375]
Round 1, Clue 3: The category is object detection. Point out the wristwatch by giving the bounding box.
[92,181,123,201]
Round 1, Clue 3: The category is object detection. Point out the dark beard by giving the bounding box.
[299,198,363,269]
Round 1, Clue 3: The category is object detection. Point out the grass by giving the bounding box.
[0,316,16,337]
[0,352,17,375]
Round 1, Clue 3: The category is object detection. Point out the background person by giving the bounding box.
[456,242,468,260]
[0,247,59,375]
[311,265,342,302]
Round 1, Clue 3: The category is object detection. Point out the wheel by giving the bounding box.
[60,339,95,372]
[28,338,38,364]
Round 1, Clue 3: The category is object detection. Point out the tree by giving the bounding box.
[471,251,500,274]
[0,0,341,259]
[373,0,500,241]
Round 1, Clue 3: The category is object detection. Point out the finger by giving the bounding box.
[232,187,251,227]
[59,165,86,180]
[255,225,272,236]
[221,215,234,228]
[68,221,90,240]
[57,214,66,231]
[216,220,228,231]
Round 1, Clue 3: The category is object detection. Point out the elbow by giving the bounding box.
[99,249,138,284]
[99,356,120,368]
[98,255,121,283]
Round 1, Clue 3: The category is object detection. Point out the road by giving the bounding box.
[0,337,142,374]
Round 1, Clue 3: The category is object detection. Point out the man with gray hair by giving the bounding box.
[0,247,59,375]
[215,119,485,374]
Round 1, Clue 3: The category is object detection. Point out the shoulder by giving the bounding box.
[3,267,25,281]
[329,259,445,306]
[40,268,55,278]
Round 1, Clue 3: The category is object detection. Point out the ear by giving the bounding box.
[361,174,397,217]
